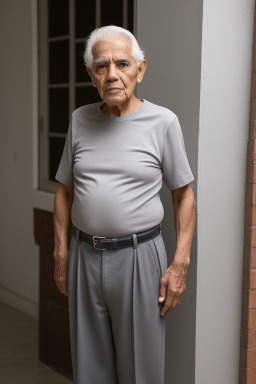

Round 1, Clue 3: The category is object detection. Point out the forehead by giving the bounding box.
[92,37,133,60]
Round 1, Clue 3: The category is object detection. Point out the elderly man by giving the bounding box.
[53,25,196,384]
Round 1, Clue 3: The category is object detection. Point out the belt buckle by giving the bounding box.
[92,235,107,250]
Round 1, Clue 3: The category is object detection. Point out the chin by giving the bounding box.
[104,95,125,103]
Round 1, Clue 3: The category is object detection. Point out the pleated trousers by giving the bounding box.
[67,225,167,384]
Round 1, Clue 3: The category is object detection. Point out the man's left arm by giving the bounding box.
[158,183,196,317]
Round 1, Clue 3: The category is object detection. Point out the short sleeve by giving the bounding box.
[161,115,194,190]
[55,115,74,186]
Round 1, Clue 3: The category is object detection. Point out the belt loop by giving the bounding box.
[75,228,80,243]
[112,238,118,250]
[132,233,137,249]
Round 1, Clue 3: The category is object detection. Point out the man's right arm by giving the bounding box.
[53,183,74,296]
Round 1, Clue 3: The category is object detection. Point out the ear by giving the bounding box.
[86,66,96,87]
[136,59,147,84]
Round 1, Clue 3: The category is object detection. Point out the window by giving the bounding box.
[38,0,134,192]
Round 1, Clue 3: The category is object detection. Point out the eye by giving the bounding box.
[119,62,128,67]
[98,64,106,69]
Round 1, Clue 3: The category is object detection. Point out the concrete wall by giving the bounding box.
[136,0,254,383]
[136,0,202,382]
[196,1,255,383]
[0,0,54,318]
[0,0,39,318]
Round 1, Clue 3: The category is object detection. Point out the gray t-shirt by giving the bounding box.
[55,98,194,237]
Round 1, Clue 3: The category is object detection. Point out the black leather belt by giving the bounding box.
[71,224,161,250]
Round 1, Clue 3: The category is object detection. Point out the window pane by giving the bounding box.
[128,0,134,31]
[76,42,91,83]
[101,0,123,27]
[48,0,69,38]
[49,41,69,84]
[76,87,101,108]
[49,138,66,181]
[49,88,69,133]
[75,0,96,38]
[39,0,135,191]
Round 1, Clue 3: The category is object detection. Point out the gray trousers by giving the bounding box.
[68,226,167,384]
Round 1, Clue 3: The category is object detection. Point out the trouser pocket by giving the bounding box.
[147,234,167,280]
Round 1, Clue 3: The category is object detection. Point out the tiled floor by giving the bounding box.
[0,301,73,384]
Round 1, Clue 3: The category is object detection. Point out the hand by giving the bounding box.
[53,250,69,296]
[158,262,187,317]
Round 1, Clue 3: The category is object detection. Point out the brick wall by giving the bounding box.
[239,5,256,384]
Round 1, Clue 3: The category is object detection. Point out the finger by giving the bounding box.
[160,292,174,316]
[60,278,68,295]
[158,278,167,301]
[164,293,185,316]
[54,271,60,291]
[64,280,68,296]
[54,260,68,293]
[160,284,184,316]
[54,271,67,295]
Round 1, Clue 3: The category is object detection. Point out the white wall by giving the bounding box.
[196,1,254,383]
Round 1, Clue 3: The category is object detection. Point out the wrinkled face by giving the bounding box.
[86,36,146,105]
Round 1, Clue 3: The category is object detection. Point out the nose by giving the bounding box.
[106,63,119,81]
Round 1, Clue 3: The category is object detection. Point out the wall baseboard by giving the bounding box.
[0,285,39,320]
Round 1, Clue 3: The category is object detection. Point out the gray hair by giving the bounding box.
[83,25,145,69]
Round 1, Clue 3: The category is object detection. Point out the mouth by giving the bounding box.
[107,88,122,92]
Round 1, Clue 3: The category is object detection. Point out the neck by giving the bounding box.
[100,97,143,117]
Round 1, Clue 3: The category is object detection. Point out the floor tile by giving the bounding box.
[0,301,72,383]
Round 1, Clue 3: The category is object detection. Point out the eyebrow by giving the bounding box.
[93,58,131,65]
